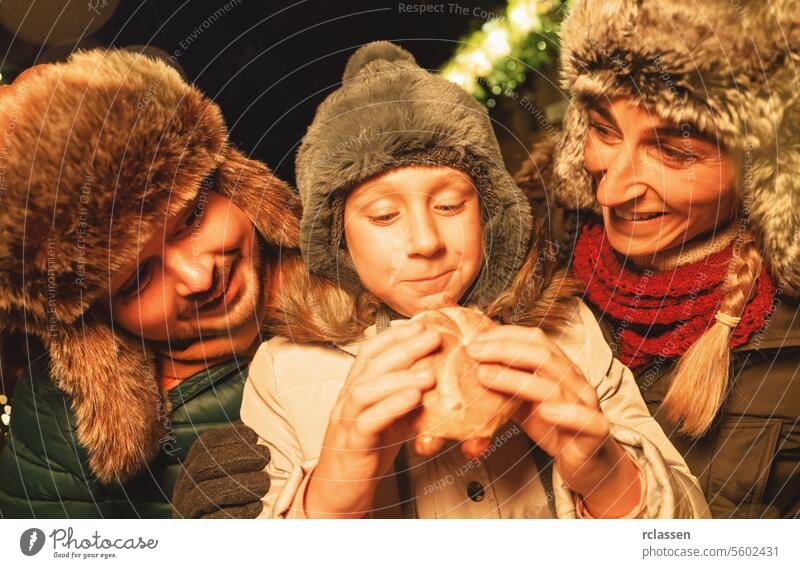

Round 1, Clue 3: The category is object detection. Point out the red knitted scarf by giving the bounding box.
[573,222,776,370]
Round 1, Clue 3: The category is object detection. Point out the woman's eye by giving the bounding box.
[117,261,153,299]
[368,212,399,225]
[435,201,466,214]
[659,145,697,165]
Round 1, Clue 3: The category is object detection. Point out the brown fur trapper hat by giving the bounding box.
[295,41,533,309]
[553,0,800,297]
[0,50,301,483]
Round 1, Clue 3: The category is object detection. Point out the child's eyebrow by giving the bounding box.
[431,183,475,200]
[348,170,475,206]
[432,172,475,191]
[347,182,395,206]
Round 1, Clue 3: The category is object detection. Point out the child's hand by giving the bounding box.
[465,325,643,518]
[306,321,441,518]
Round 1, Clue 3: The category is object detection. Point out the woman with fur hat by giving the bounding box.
[235,41,708,519]
[552,0,800,517]
[0,50,301,517]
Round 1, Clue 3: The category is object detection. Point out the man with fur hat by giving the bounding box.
[0,50,299,518]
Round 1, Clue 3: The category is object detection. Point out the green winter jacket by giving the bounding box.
[0,353,249,518]
[593,297,800,518]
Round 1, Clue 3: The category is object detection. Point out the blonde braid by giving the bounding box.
[662,234,763,437]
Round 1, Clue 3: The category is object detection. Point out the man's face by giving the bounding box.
[109,186,268,371]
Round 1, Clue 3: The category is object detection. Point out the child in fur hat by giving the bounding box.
[0,50,301,518]
[551,0,800,519]
[228,41,708,518]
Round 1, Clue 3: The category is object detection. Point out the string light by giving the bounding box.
[486,28,511,56]
[509,5,540,32]
[1,393,9,429]
[470,49,493,72]
[441,0,567,103]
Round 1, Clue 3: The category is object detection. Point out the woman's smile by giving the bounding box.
[611,208,667,222]
[607,207,671,234]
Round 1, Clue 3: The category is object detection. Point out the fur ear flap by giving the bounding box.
[744,88,800,300]
[217,148,302,249]
[553,103,597,212]
[44,314,165,484]
[748,150,800,299]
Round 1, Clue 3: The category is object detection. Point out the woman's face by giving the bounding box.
[344,165,484,317]
[583,97,738,260]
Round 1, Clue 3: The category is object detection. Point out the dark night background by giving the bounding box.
[0,0,534,186]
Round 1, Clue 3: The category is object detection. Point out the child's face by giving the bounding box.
[344,165,484,317]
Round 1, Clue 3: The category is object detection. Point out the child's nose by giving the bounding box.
[406,215,444,258]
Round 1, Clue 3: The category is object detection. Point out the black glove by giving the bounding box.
[172,421,271,519]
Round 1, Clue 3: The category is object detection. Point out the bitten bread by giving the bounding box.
[410,302,521,448]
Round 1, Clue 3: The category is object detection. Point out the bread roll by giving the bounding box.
[409,301,521,448]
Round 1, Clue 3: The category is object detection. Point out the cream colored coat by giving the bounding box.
[241,300,710,518]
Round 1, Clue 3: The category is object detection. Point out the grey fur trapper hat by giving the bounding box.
[295,41,533,310]
[0,50,301,483]
[553,0,800,298]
